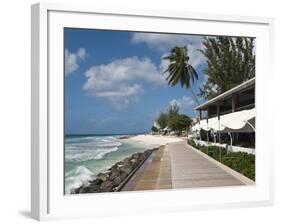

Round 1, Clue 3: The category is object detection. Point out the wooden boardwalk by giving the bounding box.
[169,142,244,188]
[121,141,244,191]
[121,146,172,191]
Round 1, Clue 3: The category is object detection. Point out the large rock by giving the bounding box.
[110,166,120,178]
[99,181,114,192]
[111,175,123,187]
[96,173,108,182]
[123,158,131,167]
[130,158,137,165]
[83,183,100,193]
[120,165,133,175]
[132,153,141,159]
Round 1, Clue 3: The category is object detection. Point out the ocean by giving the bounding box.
[64,135,148,194]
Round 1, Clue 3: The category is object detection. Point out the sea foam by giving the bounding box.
[65,166,93,194]
[64,135,147,194]
[65,137,122,162]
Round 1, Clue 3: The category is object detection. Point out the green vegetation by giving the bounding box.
[168,103,180,117]
[187,139,255,180]
[157,112,169,129]
[161,37,256,180]
[199,36,255,100]
[162,37,255,101]
[154,103,192,134]
[163,46,200,105]
[168,114,192,132]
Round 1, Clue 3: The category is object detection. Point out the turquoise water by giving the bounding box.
[64,135,148,194]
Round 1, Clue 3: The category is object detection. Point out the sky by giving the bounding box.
[64,28,208,134]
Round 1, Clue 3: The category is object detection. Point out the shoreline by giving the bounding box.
[70,136,249,193]
[72,148,158,194]
[70,134,184,194]
[124,134,184,147]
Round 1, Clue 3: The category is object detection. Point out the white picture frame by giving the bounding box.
[31,2,274,221]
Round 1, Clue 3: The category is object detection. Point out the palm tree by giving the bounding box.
[163,46,200,105]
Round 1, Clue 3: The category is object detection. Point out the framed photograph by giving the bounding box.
[31,2,274,221]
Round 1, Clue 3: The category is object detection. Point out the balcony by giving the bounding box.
[200,102,255,120]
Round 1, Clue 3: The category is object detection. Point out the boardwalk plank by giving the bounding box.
[121,141,244,191]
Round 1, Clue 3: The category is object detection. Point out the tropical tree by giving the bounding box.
[199,36,255,100]
[168,103,179,118]
[163,46,200,105]
[155,103,193,135]
[156,112,169,129]
[168,114,192,132]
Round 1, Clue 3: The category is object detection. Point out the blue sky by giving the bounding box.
[64,28,207,134]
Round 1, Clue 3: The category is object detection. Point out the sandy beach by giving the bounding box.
[127,134,184,147]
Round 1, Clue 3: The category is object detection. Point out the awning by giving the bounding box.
[220,108,255,131]
[194,108,255,133]
[198,117,223,131]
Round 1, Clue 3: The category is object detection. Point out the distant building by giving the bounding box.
[191,78,255,154]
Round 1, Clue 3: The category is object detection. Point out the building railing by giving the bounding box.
[208,114,218,119]
[220,109,232,116]
[236,103,255,112]
[200,103,255,120]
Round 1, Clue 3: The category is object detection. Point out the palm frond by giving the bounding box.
[161,46,200,105]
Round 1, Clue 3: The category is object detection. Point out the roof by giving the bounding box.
[195,77,255,110]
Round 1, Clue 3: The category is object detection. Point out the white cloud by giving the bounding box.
[77,48,86,60]
[169,96,195,111]
[83,56,167,110]
[65,48,87,76]
[131,33,200,50]
[188,44,206,69]
[131,33,206,68]
[159,52,170,73]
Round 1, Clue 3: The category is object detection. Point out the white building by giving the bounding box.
[191,78,255,154]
